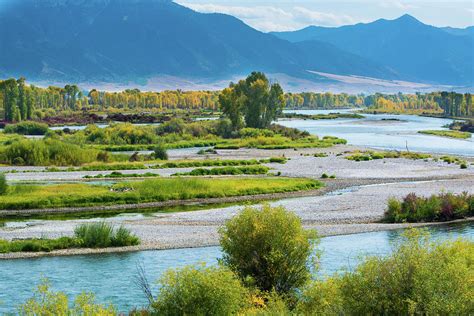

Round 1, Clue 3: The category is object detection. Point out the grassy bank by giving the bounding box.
[0,222,139,253]
[418,130,471,139]
[173,165,270,176]
[0,177,321,210]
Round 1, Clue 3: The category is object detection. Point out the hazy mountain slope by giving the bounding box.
[273,15,473,85]
[0,0,397,83]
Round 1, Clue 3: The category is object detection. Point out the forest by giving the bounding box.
[0,78,472,122]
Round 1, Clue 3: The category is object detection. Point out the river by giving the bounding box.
[0,222,472,313]
[280,110,473,156]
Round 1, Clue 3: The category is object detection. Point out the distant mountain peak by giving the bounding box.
[393,14,422,24]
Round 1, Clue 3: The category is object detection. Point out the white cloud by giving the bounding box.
[379,1,418,10]
[176,2,357,31]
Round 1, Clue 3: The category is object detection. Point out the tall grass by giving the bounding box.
[0,222,139,253]
[0,178,321,210]
[173,165,269,176]
[74,222,139,247]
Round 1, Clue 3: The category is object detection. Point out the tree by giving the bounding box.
[219,204,318,294]
[219,72,284,130]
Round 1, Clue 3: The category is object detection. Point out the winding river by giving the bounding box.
[281,110,473,156]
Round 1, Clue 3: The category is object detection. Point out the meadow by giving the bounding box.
[0,177,321,210]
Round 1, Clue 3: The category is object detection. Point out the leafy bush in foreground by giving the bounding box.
[152,265,248,315]
[18,279,116,315]
[297,230,474,315]
[219,205,318,294]
[384,192,474,222]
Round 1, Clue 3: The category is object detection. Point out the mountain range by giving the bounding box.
[0,0,472,90]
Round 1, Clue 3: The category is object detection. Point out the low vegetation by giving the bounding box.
[384,192,474,223]
[0,177,321,210]
[18,279,116,315]
[0,138,107,166]
[3,121,49,135]
[152,265,249,315]
[346,150,431,161]
[418,129,471,139]
[173,165,269,176]
[0,222,139,253]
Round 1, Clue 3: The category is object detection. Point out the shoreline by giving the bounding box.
[1,217,472,260]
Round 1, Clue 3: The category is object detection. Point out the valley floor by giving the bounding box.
[1,144,473,259]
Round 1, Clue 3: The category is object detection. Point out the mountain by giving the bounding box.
[0,0,394,84]
[272,15,474,85]
[0,2,471,88]
[442,26,474,38]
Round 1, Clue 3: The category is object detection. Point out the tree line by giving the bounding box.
[1,77,472,122]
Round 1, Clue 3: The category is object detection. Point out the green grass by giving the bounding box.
[0,222,139,253]
[173,165,269,176]
[418,130,471,139]
[346,150,431,161]
[0,177,322,210]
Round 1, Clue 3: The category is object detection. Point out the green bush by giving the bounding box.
[18,279,116,315]
[74,222,139,248]
[384,192,473,223]
[152,265,248,315]
[337,230,474,315]
[4,121,49,135]
[296,229,474,315]
[0,173,7,195]
[154,145,168,160]
[219,205,318,294]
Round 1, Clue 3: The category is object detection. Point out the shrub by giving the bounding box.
[4,121,49,135]
[154,145,168,160]
[152,265,248,315]
[321,173,329,179]
[18,279,116,315]
[337,229,474,315]
[219,205,318,294]
[0,173,7,195]
[384,192,473,222]
[74,222,140,248]
[0,139,99,166]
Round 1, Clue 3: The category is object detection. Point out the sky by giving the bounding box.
[175,0,474,32]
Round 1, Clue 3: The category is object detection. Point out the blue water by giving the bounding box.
[280,110,473,156]
[0,223,472,313]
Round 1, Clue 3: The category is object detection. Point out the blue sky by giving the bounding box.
[176,0,474,31]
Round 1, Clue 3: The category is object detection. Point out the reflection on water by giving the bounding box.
[0,222,472,313]
[280,111,473,156]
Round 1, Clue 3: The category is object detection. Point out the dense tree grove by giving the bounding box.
[1,77,473,122]
[219,72,285,130]
[366,92,473,117]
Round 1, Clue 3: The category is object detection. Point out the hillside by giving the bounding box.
[272,14,473,85]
